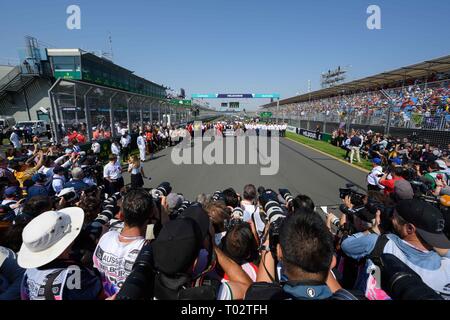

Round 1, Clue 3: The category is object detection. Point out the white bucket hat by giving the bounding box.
[18,208,84,269]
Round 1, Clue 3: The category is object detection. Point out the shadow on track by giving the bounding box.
[279,139,367,192]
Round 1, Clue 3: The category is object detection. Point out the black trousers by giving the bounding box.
[122,146,130,162]
[106,177,124,195]
[130,173,144,189]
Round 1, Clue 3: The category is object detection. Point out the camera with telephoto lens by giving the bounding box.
[95,192,122,225]
[84,191,123,242]
[169,200,192,220]
[258,187,286,257]
[225,207,245,231]
[116,240,156,300]
[150,182,172,200]
[339,183,365,206]
[278,188,294,208]
[211,190,225,203]
[378,253,443,300]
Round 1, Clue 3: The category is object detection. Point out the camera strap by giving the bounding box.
[368,234,390,267]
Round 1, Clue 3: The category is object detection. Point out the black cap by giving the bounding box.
[354,206,376,223]
[396,199,450,249]
[180,205,210,241]
[151,218,203,275]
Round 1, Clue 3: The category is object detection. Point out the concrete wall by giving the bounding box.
[0,78,52,122]
[0,65,14,79]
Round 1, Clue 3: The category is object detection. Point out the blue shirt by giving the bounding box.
[63,179,89,192]
[27,184,49,199]
[341,233,450,297]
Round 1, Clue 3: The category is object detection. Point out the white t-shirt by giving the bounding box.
[241,203,265,236]
[93,230,146,297]
[367,166,385,189]
[128,163,142,175]
[111,143,121,156]
[103,161,122,180]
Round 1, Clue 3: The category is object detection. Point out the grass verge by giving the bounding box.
[285,131,372,171]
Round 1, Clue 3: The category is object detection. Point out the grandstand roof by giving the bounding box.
[261,55,450,108]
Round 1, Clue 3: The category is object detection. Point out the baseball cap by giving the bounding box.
[180,205,210,241]
[373,158,382,165]
[394,180,414,200]
[151,218,203,275]
[4,186,21,197]
[395,199,450,249]
[391,158,402,166]
[354,206,376,223]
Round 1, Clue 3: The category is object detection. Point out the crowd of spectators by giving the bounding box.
[267,78,450,130]
[1,118,449,301]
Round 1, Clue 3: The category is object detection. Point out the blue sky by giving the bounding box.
[1,0,449,110]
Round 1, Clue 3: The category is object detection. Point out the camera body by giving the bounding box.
[339,186,365,206]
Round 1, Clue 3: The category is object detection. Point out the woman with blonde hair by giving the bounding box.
[127,154,149,189]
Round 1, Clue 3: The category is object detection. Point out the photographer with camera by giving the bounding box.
[63,167,89,193]
[341,199,450,299]
[93,188,159,297]
[205,200,230,246]
[116,205,253,300]
[246,211,356,300]
[379,165,406,196]
[18,207,103,300]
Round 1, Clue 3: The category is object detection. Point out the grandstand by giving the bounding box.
[261,55,450,145]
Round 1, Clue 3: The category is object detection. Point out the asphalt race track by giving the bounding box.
[123,137,368,209]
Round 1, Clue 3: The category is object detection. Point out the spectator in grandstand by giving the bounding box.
[18,207,103,300]
[341,199,450,299]
[93,189,157,297]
